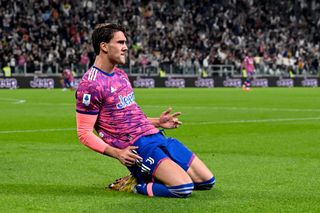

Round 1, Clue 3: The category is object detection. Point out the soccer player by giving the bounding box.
[61,68,75,90]
[75,23,215,198]
[242,50,255,91]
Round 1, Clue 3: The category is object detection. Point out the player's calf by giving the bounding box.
[194,176,215,190]
[168,183,194,197]
[135,182,194,198]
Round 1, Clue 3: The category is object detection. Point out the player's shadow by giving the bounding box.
[192,187,223,199]
[1,183,223,199]
[0,183,117,196]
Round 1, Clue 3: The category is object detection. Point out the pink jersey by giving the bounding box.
[243,56,255,73]
[64,69,74,82]
[76,66,159,149]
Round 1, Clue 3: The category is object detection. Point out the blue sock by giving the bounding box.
[194,176,215,190]
[136,182,194,198]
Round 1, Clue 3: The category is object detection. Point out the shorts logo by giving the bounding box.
[140,164,151,174]
[137,157,154,174]
[82,94,91,106]
[146,157,154,165]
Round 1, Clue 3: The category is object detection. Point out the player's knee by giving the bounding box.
[194,176,215,190]
[168,182,194,198]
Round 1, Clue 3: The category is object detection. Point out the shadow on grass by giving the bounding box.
[0,183,223,199]
[0,183,126,197]
[194,187,224,198]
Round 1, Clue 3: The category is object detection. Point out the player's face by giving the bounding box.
[107,31,128,65]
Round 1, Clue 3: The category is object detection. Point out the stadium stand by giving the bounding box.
[0,0,319,77]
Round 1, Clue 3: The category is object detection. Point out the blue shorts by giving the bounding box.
[128,132,194,183]
[64,79,74,88]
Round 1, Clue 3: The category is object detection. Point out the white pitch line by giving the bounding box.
[142,105,320,112]
[26,103,73,106]
[187,117,320,125]
[6,102,320,113]
[0,98,26,104]
[1,117,319,134]
[0,128,76,134]
[15,99,26,104]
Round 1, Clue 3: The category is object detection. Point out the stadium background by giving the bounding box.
[0,0,320,88]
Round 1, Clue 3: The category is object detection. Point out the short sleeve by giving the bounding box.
[76,80,104,115]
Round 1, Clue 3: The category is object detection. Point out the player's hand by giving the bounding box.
[159,107,182,129]
[117,146,142,166]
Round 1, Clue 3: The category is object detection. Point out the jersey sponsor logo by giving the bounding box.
[116,92,135,109]
[82,94,91,106]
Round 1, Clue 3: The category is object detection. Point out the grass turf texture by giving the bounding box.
[0,88,319,213]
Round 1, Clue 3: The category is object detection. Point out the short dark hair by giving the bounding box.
[91,23,127,55]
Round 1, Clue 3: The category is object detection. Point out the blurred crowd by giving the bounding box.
[1,0,320,76]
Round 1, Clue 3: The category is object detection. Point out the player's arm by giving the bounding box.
[76,112,142,166]
[148,107,182,129]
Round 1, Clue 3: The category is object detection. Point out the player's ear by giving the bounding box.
[100,42,108,53]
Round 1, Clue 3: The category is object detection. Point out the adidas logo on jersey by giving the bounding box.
[110,86,116,93]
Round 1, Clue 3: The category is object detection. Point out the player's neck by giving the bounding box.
[94,57,115,74]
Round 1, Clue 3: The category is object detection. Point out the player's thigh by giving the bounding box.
[164,137,213,183]
[165,137,194,171]
[154,158,193,186]
[187,155,214,183]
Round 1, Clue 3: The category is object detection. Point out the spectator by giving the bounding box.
[0,0,319,76]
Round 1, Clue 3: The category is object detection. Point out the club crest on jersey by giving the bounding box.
[82,94,91,106]
[121,77,130,85]
[116,92,135,109]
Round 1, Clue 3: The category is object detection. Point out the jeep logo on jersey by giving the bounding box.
[116,92,135,109]
[82,94,91,106]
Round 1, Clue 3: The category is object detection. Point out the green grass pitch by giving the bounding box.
[0,88,320,212]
